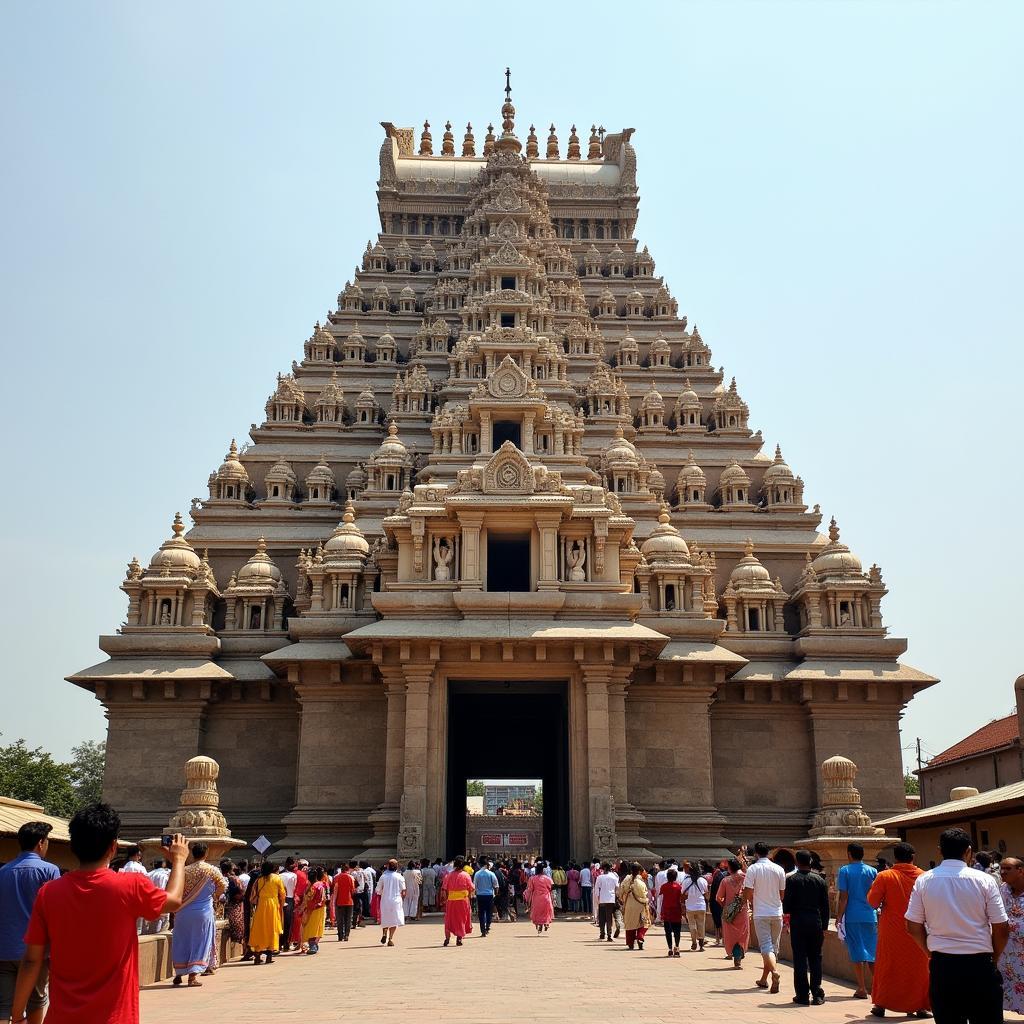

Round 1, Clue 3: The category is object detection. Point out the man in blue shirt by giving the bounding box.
[473,857,499,937]
[0,821,61,1024]
[837,841,878,1000]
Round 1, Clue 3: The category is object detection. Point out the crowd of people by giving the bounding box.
[0,805,1020,1023]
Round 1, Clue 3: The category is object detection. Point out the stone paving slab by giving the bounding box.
[141,917,1021,1024]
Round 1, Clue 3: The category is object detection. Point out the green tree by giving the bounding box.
[534,784,543,814]
[466,779,485,796]
[0,738,78,817]
[904,772,920,796]
[70,740,106,806]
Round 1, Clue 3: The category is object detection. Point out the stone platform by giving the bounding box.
[140,916,1022,1024]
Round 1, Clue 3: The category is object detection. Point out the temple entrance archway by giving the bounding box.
[445,681,570,863]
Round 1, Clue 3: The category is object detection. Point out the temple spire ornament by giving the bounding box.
[496,65,521,154]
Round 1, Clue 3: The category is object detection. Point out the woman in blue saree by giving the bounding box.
[171,842,226,987]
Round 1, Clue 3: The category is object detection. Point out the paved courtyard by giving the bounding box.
[139,916,961,1024]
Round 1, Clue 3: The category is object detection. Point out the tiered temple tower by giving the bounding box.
[71,74,936,862]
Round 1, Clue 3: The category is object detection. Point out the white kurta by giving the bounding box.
[403,869,422,917]
[376,870,406,927]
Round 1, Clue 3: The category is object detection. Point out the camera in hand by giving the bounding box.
[161,834,173,847]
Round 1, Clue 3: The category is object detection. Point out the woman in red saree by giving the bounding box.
[866,843,929,1017]
[441,855,475,946]
[525,861,555,934]
[299,866,328,955]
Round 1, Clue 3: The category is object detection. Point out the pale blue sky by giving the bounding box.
[1,2,1021,772]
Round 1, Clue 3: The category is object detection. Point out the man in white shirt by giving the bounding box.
[142,858,171,934]
[579,864,593,915]
[353,861,367,927]
[743,842,786,994]
[279,858,299,952]
[594,862,620,942]
[906,827,1008,1023]
[120,846,148,934]
[362,862,376,925]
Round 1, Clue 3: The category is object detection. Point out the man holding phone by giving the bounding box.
[9,804,189,1024]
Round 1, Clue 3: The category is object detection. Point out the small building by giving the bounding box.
[876,781,1024,860]
[0,796,76,869]
[917,712,1022,807]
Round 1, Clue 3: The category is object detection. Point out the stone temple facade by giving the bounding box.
[70,77,937,863]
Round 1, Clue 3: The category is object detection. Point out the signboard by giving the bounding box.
[480,832,530,847]
[252,835,271,854]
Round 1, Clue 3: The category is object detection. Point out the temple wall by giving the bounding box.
[710,702,816,839]
[805,704,907,823]
[625,691,715,808]
[204,700,300,817]
[102,702,208,836]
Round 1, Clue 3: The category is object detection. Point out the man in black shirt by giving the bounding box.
[783,849,831,1006]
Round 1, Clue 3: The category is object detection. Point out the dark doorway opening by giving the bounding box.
[492,420,522,449]
[446,682,569,863]
[487,533,530,592]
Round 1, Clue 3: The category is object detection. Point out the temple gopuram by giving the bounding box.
[70,74,936,862]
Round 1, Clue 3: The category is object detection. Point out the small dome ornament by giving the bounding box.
[729,538,772,586]
[236,537,282,583]
[641,504,690,562]
[462,122,475,157]
[526,124,539,159]
[441,120,455,156]
[567,124,581,160]
[810,516,864,577]
[419,120,433,156]
[546,123,559,159]
[147,513,202,574]
[323,501,370,560]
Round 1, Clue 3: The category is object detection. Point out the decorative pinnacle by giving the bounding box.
[172,513,184,538]
[505,67,512,101]
[828,517,840,543]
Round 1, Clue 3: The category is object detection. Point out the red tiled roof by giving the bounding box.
[926,713,1020,768]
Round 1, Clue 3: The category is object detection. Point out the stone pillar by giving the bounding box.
[582,666,618,859]
[536,514,561,590]
[459,513,484,588]
[397,666,434,860]
[364,671,406,859]
[633,663,730,854]
[607,671,652,857]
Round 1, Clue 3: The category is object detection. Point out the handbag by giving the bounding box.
[723,893,745,923]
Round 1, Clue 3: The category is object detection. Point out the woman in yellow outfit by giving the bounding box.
[248,861,286,964]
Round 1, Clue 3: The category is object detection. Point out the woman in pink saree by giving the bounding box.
[715,857,750,968]
[525,860,554,933]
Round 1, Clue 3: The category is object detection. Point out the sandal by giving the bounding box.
[770,972,781,994]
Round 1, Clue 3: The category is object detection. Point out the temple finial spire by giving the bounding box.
[496,67,521,154]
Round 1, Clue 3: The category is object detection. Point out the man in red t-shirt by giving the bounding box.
[333,861,358,942]
[10,804,188,1024]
